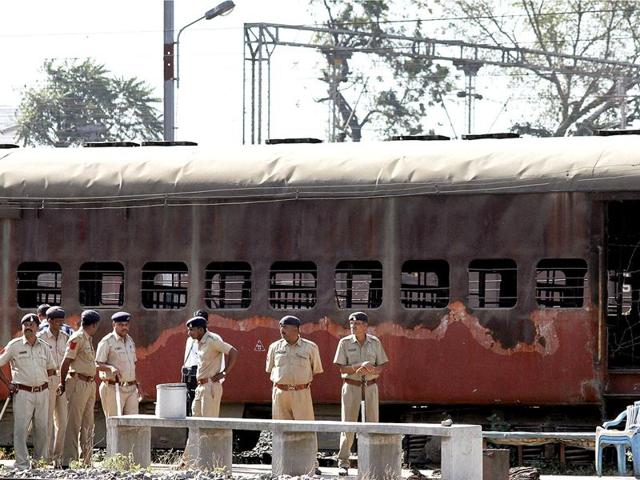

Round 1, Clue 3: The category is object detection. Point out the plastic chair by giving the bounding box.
[596,401,640,476]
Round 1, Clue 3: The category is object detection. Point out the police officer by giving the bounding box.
[36,304,50,326]
[182,309,207,415]
[37,303,74,336]
[96,312,139,419]
[37,306,71,466]
[266,315,323,474]
[0,313,56,469]
[186,315,238,417]
[58,310,101,468]
[333,312,388,476]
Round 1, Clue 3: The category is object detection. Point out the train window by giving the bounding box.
[335,261,383,309]
[141,262,188,309]
[468,259,517,308]
[205,262,251,309]
[17,262,62,308]
[269,261,317,309]
[536,259,588,308]
[401,260,450,309]
[79,262,124,308]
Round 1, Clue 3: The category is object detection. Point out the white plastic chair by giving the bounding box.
[596,401,640,476]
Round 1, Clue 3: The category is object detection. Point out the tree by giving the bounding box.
[309,0,451,141]
[441,0,640,136]
[17,59,162,146]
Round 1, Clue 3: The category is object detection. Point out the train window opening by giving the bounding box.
[335,261,383,309]
[535,259,588,308]
[401,260,450,309]
[269,261,317,309]
[141,262,188,309]
[205,262,251,309]
[606,200,640,369]
[79,262,124,308]
[17,262,62,308]
[468,259,517,308]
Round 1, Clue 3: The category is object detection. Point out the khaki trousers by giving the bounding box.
[272,386,319,470]
[99,383,139,417]
[46,375,67,464]
[337,383,379,468]
[62,377,96,466]
[13,388,49,469]
[192,382,222,417]
[272,387,316,421]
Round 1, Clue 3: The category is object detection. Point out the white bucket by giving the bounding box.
[155,383,187,419]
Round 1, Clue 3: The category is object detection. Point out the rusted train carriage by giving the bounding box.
[0,135,639,432]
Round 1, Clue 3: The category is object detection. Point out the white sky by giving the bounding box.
[0,0,516,145]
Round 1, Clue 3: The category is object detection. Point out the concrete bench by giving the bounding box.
[107,415,482,479]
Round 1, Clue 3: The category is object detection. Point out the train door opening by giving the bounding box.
[606,201,640,371]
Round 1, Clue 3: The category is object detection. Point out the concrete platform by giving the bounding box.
[0,459,632,479]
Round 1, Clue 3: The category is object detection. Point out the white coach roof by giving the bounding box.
[1,135,639,207]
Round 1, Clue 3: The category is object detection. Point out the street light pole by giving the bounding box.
[163,0,175,141]
[163,1,235,141]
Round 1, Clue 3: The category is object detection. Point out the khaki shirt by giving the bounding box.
[96,331,137,382]
[195,331,234,381]
[333,333,389,381]
[0,336,56,387]
[266,337,323,385]
[37,327,70,370]
[63,329,97,377]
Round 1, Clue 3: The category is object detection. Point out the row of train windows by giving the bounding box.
[16,259,589,311]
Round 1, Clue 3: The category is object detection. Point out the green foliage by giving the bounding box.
[309,0,451,141]
[17,59,162,146]
[441,0,640,136]
[101,452,142,472]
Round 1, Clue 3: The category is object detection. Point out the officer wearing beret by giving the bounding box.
[266,315,323,474]
[37,306,71,466]
[38,304,74,336]
[58,310,101,468]
[96,312,139,422]
[186,315,238,417]
[0,313,56,469]
[333,312,388,476]
[181,309,208,416]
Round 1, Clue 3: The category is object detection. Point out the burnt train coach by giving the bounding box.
[0,135,639,430]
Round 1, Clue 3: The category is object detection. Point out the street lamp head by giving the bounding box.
[205,1,235,20]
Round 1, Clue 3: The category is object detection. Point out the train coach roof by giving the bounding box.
[1,135,640,208]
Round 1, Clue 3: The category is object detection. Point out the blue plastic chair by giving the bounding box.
[596,401,640,477]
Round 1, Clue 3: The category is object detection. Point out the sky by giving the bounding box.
[0,0,514,146]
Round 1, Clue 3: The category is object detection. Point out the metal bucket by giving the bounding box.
[155,383,187,419]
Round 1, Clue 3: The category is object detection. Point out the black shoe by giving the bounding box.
[338,466,349,476]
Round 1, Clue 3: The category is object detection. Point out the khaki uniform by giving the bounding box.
[37,328,70,464]
[266,337,323,421]
[0,336,55,469]
[96,332,138,417]
[333,333,389,468]
[192,331,233,417]
[61,329,97,466]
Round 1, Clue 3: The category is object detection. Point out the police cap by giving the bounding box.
[81,309,101,326]
[348,311,369,323]
[37,304,51,316]
[21,313,38,325]
[186,316,207,329]
[111,311,131,323]
[279,315,301,327]
[193,309,209,321]
[46,306,66,319]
